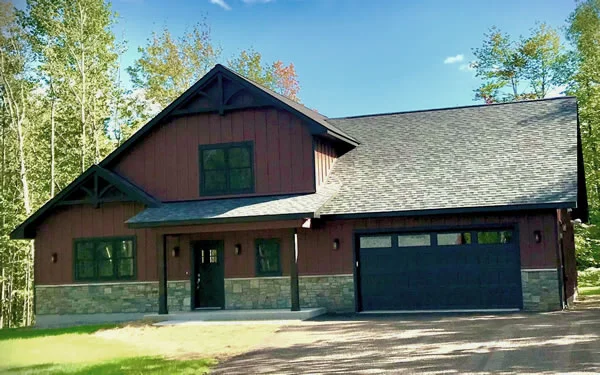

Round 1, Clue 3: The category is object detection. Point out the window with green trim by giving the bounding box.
[74,237,136,281]
[199,142,254,196]
[255,239,281,276]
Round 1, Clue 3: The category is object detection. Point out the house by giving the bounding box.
[11,64,588,325]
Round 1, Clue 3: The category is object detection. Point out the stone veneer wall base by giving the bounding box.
[35,280,191,316]
[224,275,354,312]
[521,269,561,311]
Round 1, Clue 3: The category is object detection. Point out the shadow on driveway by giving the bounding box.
[213,297,600,374]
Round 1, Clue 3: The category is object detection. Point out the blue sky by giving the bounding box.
[21,0,578,117]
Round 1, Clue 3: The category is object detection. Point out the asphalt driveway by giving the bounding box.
[214,297,600,374]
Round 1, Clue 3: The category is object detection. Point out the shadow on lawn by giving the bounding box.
[4,356,216,375]
[0,324,121,341]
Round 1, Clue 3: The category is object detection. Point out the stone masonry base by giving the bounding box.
[224,275,354,312]
[35,280,190,315]
[36,269,561,319]
[521,269,561,311]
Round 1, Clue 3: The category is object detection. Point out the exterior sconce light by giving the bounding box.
[333,239,340,250]
[171,246,180,258]
[51,253,58,263]
[234,244,242,255]
[534,230,542,244]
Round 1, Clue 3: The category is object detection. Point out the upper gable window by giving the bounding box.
[199,142,254,196]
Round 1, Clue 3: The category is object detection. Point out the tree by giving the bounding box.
[471,24,568,103]
[568,0,600,268]
[228,49,300,101]
[22,0,119,175]
[0,1,36,327]
[128,22,222,110]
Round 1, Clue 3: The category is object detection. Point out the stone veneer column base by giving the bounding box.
[35,280,191,316]
[521,269,561,311]
[224,274,355,312]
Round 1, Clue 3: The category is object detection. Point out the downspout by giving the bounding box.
[554,211,565,309]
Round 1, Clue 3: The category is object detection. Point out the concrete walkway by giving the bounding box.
[214,297,600,374]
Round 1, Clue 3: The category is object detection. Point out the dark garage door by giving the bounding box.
[358,229,522,311]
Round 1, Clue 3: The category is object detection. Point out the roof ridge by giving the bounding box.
[328,96,577,120]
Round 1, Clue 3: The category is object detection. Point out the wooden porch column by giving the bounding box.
[157,234,168,315]
[290,229,300,311]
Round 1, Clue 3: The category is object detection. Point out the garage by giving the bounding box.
[357,228,522,311]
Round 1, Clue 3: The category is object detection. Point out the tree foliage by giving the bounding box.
[228,49,300,101]
[472,24,569,103]
[127,22,222,110]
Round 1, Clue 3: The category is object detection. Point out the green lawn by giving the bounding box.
[0,321,281,374]
[580,286,600,296]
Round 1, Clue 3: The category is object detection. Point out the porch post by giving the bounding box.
[291,228,300,311]
[157,233,168,315]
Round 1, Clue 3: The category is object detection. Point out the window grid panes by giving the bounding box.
[200,142,254,195]
[437,232,472,246]
[209,249,218,264]
[397,234,431,247]
[74,237,136,281]
[256,239,281,276]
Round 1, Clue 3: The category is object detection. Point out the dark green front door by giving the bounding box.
[192,241,224,309]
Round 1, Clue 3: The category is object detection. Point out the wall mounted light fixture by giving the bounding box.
[234,244,242,255]
[51,253,58,263]
[333,238,340,250]
[534,230,542,244]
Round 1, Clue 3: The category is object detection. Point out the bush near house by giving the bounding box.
[579,267,600,287]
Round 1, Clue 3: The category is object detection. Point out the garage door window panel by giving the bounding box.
[360,236,392,248]
[397,234,431,247]
[437,232,472,246]
[477,231,513,244]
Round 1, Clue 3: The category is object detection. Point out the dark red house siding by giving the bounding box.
[35,202,559,285]
[314,138,337,187]
[111,108,315,201]
[296,211,560,276]
[34,202,154,285]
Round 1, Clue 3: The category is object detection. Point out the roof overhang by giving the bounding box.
[11,166,159,239]
[319,202,576,221]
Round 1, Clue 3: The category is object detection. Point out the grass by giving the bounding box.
[0,321,281,374]
[580,286,600,296]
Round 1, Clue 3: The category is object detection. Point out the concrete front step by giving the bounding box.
[144,307,326,323]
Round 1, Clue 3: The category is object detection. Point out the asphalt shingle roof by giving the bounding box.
[318,97,579,216]
[128,97,579,227]
[127,183,339,227]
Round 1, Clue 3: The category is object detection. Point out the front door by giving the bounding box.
[192,241,224,309]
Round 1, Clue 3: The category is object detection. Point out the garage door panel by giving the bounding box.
[359,229,521,311]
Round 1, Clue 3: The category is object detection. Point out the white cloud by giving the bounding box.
[443,54,464,64]
[545,84,567,98]
[459,63,474,72]
[210,0,231,10]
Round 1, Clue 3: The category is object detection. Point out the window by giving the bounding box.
[437,232,472,246]
[397,234,431,247]
[256,239,281,276]
[200,142,254,195]
[360,236,392,248]
[477,230,513,244]
[74,237,136,281]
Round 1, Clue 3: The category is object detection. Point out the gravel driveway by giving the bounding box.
[214,297,600,374]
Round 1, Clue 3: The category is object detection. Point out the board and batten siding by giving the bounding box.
[296,211,560,276]
[314,137,337,187]
[35,202,559,286]
[34,202,156,285]
[111,108,315,201]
